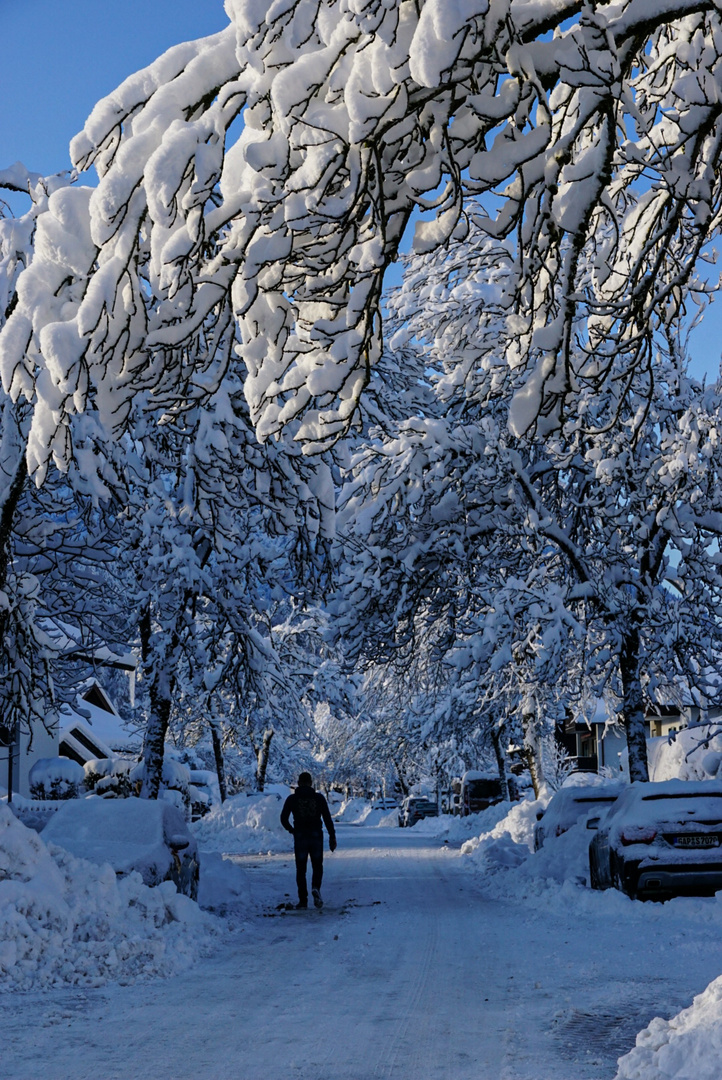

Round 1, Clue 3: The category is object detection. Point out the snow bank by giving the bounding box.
[333,798,397,827]
[649,726,722,783]
[615,975,722,1080]
[412,802,515,839]
[0,803,218,990]
[198,851,251,912]
[191,791,292,854]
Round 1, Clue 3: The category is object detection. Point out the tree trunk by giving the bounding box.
[208,711,227,803]
[256,728,274,791]
[522,705,546,799]
[392,758,410,797]
[491,725,511,802]
[620,625,650,783]
[139,606,176,799]
[141,678,173,799]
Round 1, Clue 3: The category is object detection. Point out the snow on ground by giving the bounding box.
[5,780,722,1078]
[457,795,722,1080]
[190,790,293,854]
[615,975,722,1080]
[0,802,219,991]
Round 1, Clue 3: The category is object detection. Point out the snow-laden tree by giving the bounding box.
[0,172,133,774]
[3,1,722,470]
[336,207,722,784]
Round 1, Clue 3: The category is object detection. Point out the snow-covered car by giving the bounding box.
[534,782,625,851]
[398,797,439,827]
[588,779,722,900]
[372,797,399,811]
[42,796,200,900]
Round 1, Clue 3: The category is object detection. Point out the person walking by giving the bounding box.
[281,772,337,908]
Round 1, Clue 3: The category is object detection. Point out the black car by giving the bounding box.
[589,779,722,900]
[398,797,439,827]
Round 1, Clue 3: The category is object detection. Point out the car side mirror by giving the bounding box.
[586,817,600,830]
[536,810,545,821]
[168,836,190,851]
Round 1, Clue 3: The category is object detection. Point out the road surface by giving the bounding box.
[1,825,720,1080]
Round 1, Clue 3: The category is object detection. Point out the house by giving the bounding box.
[560,699,722,777]
[58,679,142,765]
[2,677,140,799]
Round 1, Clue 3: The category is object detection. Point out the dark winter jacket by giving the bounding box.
[281,785,336,842]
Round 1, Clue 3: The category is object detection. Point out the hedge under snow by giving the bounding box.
[0,802,218,990]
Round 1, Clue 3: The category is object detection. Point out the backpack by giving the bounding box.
[294,790,320,829]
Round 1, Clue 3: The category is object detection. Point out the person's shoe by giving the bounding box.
[312,888,323,909]
[296,899,308,909]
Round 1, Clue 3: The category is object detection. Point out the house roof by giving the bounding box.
[58,681,142,756]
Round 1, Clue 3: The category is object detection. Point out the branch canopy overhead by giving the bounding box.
[3,0,722,467]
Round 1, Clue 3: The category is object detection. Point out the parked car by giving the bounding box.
[534,782,625,851]
[398,797,439,827]
[43,795,200,900]
[460,771,503,816]
[372,797,399,811]
[588,779,722,900]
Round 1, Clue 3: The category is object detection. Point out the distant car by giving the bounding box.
[534,783,625,851]
[372,797,399,811]
[398,797,439,827]
[43,796,200,900]
[588,779,722,900]
[460,771,504,816]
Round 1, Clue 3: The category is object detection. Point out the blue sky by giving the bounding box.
[1,0,721,379]
[0,0,227,177]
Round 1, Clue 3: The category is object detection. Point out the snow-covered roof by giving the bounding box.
[58,683,141,756]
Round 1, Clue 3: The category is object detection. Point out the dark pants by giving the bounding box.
[294,831,323,901]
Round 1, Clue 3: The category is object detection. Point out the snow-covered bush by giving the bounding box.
[83,757,133,799]
[28,757,84,801]
[0,802,218,989]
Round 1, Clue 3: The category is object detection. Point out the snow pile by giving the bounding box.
[460,798,539,863]
[197,851,251,912]
[0,803,218,990]
[412,802,513,839]
[333,798,398,826]
[649,726,722,783]
[191,792,292,854]
[615,974,722,1080]
[333,797,372,823]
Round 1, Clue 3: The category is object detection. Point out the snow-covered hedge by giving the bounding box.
[0,802,218,989]
[84,757,133,799]
[191,791,292,854]
[28,757,85,801]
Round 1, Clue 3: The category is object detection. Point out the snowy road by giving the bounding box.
[3,824,722,1080]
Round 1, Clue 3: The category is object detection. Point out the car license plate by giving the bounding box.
[672,835,720,848]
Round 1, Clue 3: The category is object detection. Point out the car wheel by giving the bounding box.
[589,851,601,890]
[610,853,630,897]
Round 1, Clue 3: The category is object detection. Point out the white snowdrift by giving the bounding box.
[0,802,218,990]
[615,975,722,1080]
[333,798,397,826]
[191,791,292,854]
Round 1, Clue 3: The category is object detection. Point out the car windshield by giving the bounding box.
[573,795,618,804]
[467,780,501,798]
[641,793,722,801]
